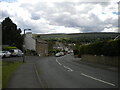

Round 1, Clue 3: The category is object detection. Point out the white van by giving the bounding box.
[9,49,23,57]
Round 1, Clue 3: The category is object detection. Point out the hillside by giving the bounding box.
[33,32,120,40]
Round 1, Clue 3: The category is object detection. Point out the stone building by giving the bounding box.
[35,38,48,56]
[25,32,48,56]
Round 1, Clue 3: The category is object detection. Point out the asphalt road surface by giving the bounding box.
[36,54,119,88]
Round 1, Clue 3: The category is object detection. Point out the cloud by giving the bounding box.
[0,0,119,33]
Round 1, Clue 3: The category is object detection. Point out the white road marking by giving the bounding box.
[34,64,44,88]
[64,66,73,72]
[56,59,62,65]
[56,55,74,72]
[81,73,116,86]
[56,56,116,86]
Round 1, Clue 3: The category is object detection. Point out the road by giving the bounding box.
[36,54,118,88]
[3,55,119,88]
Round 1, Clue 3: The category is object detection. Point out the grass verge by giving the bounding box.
[2,61,23,88]
[0,61,2,89]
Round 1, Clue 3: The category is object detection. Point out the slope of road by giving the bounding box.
[36,54,119,88]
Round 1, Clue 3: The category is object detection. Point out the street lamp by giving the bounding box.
[23,29,31,63]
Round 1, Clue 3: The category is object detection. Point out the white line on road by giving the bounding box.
[64,66,74,72]
[56,56,74,72]
[34,64,44,88]
[56,59,62,65]
[81,73,116,86]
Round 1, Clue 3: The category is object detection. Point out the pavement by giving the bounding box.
[5,56,43,88]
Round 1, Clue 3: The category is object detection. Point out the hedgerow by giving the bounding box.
[75,39,120,56]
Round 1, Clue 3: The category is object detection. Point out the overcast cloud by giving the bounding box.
[0,0,119,34]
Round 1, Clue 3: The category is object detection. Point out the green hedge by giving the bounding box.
[77,39,120,56]
[2,46,17,51]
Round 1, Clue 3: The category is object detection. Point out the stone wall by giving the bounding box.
[81,54,119,67]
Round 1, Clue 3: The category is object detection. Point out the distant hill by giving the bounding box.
[33,32,120,40]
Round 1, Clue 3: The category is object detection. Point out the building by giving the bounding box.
[25,32,36,51]
[24,32,48,56]
[35,38,48,56]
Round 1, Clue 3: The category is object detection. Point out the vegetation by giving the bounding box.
[36,33,120,56]
[25,49,37,55]
[0,61,2,89]
[33,32,120,44]
[2,61,23,88]
[2,17,23,50]
[2,46,18,51]
[74,39,120,57]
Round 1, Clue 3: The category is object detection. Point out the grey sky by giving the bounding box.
[0,0,119,34]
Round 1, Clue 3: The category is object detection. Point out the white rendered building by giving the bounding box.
[24,32,36,51]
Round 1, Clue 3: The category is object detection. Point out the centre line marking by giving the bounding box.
[81,73,116,86]
[56,59,62,65]
[64,66,73,71]
[56,56,74,72]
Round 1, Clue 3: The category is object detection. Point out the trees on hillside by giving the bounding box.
[2,17,23,50]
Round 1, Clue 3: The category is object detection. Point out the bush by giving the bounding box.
[79,39,120,56]
[73,49,79,55]
[2,46,17,51]
[73,44,80,55]
[25,49,37,55]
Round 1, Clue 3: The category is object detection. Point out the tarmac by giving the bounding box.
[72,57,118,72]
[3,55,119,88]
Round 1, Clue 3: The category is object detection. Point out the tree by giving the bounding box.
[2,17,23,50]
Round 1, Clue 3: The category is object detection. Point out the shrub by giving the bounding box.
[2,46,17,51]
[25,49,37,55]
[79,39,120,56]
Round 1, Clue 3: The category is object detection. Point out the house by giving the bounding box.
[35,38,48,56]
[25,32,36,51]
[24,32,48,56]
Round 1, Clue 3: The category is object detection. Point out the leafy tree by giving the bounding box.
[2,17,23,50]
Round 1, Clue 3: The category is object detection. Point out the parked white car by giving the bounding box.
[0,51,11,58]
[60,52,64,56]
[9,49,23,57]
[55,52,64,57]
[55,52,61,57]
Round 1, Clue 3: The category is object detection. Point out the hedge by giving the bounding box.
[2,46,17,51]
[77,39,120,56]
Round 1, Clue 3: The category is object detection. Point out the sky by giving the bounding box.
[0,0,120,34]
